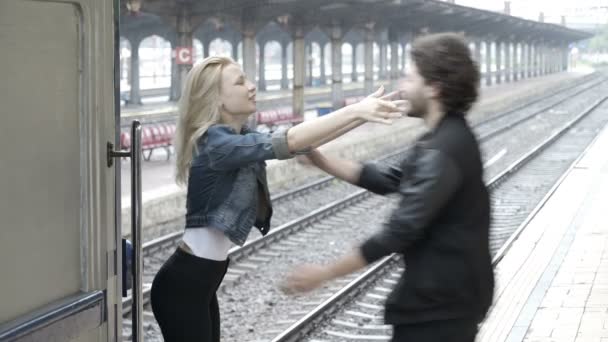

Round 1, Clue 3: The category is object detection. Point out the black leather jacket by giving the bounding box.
[358,114,494,325]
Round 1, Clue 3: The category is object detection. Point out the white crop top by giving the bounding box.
[182,227,233,261]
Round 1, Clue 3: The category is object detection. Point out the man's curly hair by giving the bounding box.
[411,32,480,115]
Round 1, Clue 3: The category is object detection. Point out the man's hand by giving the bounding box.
[281,264,332,294]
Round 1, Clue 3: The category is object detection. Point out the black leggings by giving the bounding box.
[151,248,229,342]
[392,318,478,342]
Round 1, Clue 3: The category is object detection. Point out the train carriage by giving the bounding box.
[0,1,142,341]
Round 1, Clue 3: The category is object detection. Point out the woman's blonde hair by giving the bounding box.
[174,56,235,185]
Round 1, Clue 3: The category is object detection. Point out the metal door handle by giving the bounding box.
[107,120,143,342]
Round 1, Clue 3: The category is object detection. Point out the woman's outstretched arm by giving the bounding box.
[306,90,402,149]
[285,86,407,152]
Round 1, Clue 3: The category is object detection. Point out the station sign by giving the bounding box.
[175,47,193,65]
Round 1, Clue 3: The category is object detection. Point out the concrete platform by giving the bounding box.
[119,69,594,234]
[120,78,382,118]
[119,69,588,118]
[479,113,608,342]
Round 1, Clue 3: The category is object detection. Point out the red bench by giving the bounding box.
[120,122,176,161]
[257,107,304,127]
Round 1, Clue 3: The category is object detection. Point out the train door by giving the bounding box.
[0,0,143,341]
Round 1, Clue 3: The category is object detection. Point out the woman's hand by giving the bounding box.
[347,86,409,124]
[281,264,332,294]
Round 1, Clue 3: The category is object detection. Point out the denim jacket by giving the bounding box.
[184,124,294,246]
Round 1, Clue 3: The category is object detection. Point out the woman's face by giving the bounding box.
[219,63,257,117]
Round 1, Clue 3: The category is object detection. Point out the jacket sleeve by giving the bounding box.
[205,125,294,171]
[359,148,463,263]
[356,162,403,195]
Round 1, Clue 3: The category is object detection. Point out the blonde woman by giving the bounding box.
[150,56,406,342]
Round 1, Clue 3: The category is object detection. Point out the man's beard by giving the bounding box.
[406,97,427,118]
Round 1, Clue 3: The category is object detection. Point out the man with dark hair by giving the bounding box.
[283,32,494,342]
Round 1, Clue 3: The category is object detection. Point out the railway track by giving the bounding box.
[120,74,608,341]
[127,72,602,245]
[137,72,604,250]
[122,73,606,313]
